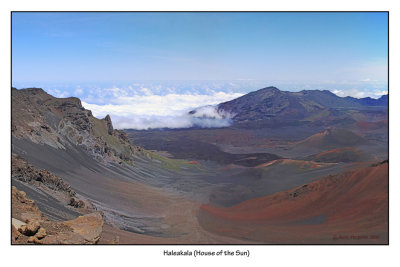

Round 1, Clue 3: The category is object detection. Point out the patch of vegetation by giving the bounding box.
[147,151,202,171]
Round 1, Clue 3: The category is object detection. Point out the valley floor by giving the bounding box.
[12,130,388,244]
[10,87,389,244]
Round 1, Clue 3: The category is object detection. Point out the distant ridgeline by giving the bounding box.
[189,86,388,128]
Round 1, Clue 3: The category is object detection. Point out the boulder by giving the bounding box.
[18,221,40,236]
[64,212,103,244]
[35,227,47,239]
[68,197,85,208]
[12,186,103,245]
[27,236,41,244]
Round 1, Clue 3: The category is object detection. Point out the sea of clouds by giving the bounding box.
[82,90,242,129]
[13,80,387,130]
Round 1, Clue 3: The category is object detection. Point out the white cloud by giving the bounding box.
[374,90,388,96]
[46,81,388,130]
[332,89,368,98]
[47,88,69,98]
[82,91,243,130]
[190,105,235,120]
[140,87,152,96]
[332,88,387,99]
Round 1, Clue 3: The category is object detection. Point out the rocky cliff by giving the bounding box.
[12,87,142,166]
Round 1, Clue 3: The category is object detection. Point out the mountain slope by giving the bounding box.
[11,86,389,244]
[199,160,388,244]
[209,86,388,127]
[11,87,230,241]
[304,147,371,163]
[12,87,141,166]
[295,128,367,149]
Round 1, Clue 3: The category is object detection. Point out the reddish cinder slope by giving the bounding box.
[313,147,369,163]
[295,128,366,149]
[356,120,387,130]
[199,161,388,244]
[255,159,333,169]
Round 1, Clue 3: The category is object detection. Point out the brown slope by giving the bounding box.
[295,128,367,149]
[356,120,388,130]
[307,147,371,163]
[199,161,388,244]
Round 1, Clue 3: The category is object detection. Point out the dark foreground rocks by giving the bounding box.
[12,153,76,197]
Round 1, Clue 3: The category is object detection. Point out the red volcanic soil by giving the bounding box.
[255,159,331,170]
[316,147,358,158]
[296,128,366,149]
[313,147,368,163]
[199,161,388,244]
[356,120,387,130]
[188,161,201,164]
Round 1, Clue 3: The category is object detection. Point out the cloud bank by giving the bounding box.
[82,91,243,130]
[332,88,388,98]
[24,80,387,130]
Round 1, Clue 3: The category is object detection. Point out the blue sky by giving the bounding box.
[12,12,388,129]
[12,12,387,82]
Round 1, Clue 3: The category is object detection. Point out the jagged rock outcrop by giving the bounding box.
[104,114,114,135]
[12,186,103,245]
[12,87,143,166]
[12,153,76,197]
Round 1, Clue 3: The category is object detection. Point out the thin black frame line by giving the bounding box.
[10,11,389,246]
[10,11,389,13]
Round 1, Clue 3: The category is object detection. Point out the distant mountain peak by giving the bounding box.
[251,86,282,96]
[258,86,280,92]
[216,86,388,127]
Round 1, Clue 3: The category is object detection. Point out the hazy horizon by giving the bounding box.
[11,81,388,130]
[12,12,388,129]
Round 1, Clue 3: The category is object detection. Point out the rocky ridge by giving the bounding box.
[12,87,142,166]
[212,86,388,126]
